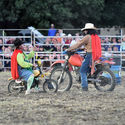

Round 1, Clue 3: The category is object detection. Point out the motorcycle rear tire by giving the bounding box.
[8,80,22,94]
[94,68,116,92]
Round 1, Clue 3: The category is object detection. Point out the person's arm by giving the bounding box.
[17,53,33,68]
[27,50,35,60]
[67,35,90,51]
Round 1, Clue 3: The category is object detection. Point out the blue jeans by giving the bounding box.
[80,53,92,88]
[18,65,33,81]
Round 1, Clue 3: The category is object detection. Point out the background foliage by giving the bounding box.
[0,0,124,29]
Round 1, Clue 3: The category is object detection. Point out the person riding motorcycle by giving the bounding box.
[11,38,36,95]
[67,23,102,91]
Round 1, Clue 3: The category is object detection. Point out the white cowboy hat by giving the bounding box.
[67,34,72,37]
[81,23,96,31]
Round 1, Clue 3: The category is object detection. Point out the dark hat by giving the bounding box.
[13,38,25,47]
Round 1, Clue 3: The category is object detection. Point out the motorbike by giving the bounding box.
[50,50,116,92]
[8,57,58,95]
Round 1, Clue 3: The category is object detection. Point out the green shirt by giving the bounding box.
[17,51,34,68]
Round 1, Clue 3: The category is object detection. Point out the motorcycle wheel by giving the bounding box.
[50,66,72,92]
[94,68,116,92]
[8,80,23,94]
[43,79,58,93]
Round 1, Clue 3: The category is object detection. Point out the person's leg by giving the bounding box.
[25,74,34,95]
[80,53,92,90]
[34,78,40,92]
[18,67,34,95]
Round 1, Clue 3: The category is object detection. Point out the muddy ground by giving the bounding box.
[0,71,125,125]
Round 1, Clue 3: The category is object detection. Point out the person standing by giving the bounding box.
[48,24,57,36]
[11,38,36,95]
[67,23,102,91]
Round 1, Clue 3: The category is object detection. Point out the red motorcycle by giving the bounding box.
[50,50,116,92]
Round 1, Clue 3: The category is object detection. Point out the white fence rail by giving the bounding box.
[0,28,125,72]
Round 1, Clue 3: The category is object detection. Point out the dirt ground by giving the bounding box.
[0,71,125,125]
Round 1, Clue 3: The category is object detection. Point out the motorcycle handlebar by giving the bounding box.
[63,49,85,56]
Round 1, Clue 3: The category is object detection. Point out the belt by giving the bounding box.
[86,52,92,54]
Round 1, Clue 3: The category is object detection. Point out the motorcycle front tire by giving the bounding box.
[43,79,58,93]
[50,66,72,92]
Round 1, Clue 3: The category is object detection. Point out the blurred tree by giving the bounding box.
[0,0,124,29]
[101,0,125,27]
[70,0,105,28]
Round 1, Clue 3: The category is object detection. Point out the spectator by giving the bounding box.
[42,56,51,70]
[0,60,3,72]
[113,46,119,52]
[117,38,121,44]
[117,38,121,51]
[0,46,4,54]
[4,46,12,71]
[37,46,44,60]
[56,45,61,52]
[56,45,62,59]
[61,33,66,44]
[101,38,106,51]
[111,37,120,51]
[103,47,113,58]
[58,29,67,43]
[49,52,57,59]
[104,37,111,51]
[75,32,81,40]
[45,37,52,44]
[121,35,125,51]
[35,45,40,52]
[35,47,44,64]
[70,33,81,47]
[6,38,15,44]
[48,24,57,36]
[65,34,72,44]
[113,46,121,65]
[51,38,58,51]
[58,29,64,36]
[0,38,3,44]
[0,55,3,71]
[63,45,68,51]
[121,35,125,69]
[49,53,56,65]
[43,38,52,52]
[55,32,62,44]
[39,46,44,52]
[70,38,77,46]
[4,46,12,57]
[38,54,44,60]
[0,39,3,53]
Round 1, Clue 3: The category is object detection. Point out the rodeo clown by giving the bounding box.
[11,38,37,95]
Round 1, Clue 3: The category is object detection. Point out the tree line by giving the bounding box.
[0,0,124,29]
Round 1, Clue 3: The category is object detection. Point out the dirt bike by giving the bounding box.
[8,58,58,95]
[50,50,116,92]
